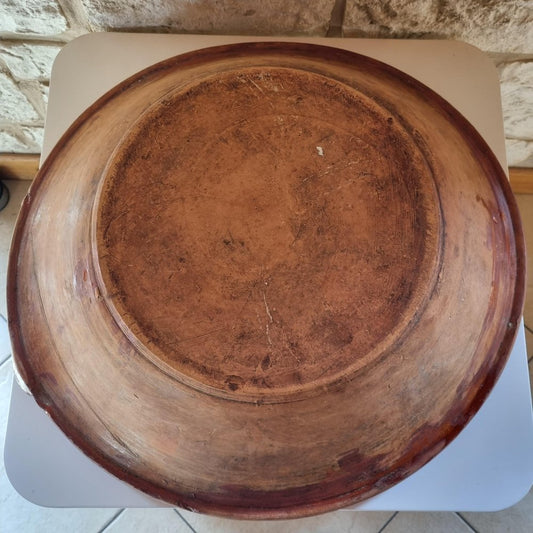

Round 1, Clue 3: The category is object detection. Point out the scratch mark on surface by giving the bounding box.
[248,76,266,96]
[266,322,273,346]
[246,76,275,109]
[263,292,273,323]
[263,291,273,346]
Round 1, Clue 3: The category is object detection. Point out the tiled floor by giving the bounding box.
[1,178,532,532]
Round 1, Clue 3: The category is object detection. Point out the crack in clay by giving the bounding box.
[247,76,266,96]
[266,322,273,346]
[245,76,275,110]
[263,291,274,323]
[263,291,274,346]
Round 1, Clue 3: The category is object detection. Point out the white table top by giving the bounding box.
[4,33,533,511]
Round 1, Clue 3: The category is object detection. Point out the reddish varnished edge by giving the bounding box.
[7,41,526,519]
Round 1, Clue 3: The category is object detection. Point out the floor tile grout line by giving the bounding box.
[456,512,479,532]
[174,509,197,533]
[522,324,533,361]
[377,511,398,532]
[97,508,125,533]
[0,353,12,368]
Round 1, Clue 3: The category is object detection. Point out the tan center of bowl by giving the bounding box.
[95,66,442,403]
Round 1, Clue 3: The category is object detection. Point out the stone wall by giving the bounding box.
[0,0,531,166]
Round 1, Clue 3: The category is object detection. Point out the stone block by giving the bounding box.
[0,126,43,153]
[0,129,28,152]
[506,139,533,167]
[343,0,533,53]
[41,83,50,107]
[0,0,67,35]
[17,81,49,119]
[81,0,335,35]
[21,126,44,151]
[0,43,62,81]
[498,61,533,141]
[0,73,39,122]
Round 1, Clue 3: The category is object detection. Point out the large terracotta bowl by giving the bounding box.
[8,42,525,519]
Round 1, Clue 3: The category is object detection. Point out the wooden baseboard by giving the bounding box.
[509,167,533,194]
[1,153,533,194]
[0,154,40,181]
